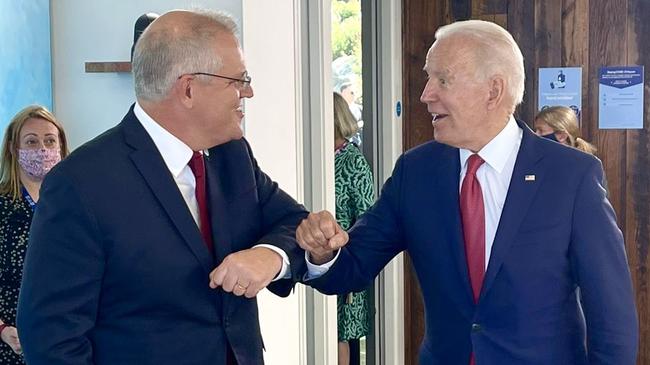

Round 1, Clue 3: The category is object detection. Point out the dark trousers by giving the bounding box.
[349,339,360,365]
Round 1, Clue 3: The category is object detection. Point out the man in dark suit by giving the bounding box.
[297,20,638,364]
[17,9,307,365]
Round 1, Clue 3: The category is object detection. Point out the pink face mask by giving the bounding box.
[18,148,62,179]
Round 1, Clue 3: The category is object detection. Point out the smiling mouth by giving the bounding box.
[431,113,448,123]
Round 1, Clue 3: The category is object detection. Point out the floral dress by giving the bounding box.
[335,142,375,341]
[0,193,32,364]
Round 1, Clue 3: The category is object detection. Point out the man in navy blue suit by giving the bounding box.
[18,9,307,365]
[298,20,638,364]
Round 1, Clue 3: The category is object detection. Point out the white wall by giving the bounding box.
[240,1,305,364]
[50,1,306,364]
[50,0,241,148]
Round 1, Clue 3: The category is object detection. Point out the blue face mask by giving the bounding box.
[541,133,558,142]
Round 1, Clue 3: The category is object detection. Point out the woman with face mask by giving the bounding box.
[0,105,69,364]
[534,106,597,155]
[534,105,608,196]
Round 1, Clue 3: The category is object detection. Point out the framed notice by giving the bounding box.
[538,67,582,120]
[598,66,644,129]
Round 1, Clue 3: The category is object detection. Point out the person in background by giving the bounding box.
[333,92,374,365]
[130,12,159,60]
[534,105,597,155]
[338,82,362,122]
[336,81,363,147]
[0,105,69,364]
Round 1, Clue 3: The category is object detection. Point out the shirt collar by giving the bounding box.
[459,116,521,173]
[134,102,193,178]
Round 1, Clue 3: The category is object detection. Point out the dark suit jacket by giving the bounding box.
[310,121,638,364]
[17,107,308,365]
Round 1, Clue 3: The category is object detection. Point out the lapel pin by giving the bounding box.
[524,174,535,181]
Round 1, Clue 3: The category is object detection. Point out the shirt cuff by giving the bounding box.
[304,249,341,281]
[254,244,291,281]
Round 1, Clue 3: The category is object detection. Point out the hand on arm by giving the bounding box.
[296,211,348,264]
[209,246,283,298]
[0,323,21,355]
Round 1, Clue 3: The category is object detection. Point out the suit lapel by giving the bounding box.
[436,147,476,305]
[203,151,233,264]
[122,108,214,274]
[480,122,545,299]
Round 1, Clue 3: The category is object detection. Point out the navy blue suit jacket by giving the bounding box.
[310,122,638,364]
[17,107,308,365]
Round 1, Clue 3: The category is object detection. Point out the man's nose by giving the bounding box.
[240,84,254,98]
[420,80,437,104]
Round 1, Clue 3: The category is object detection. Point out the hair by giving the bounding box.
[535,106,597,155]
[333,92,359,141]
[434,20,525,112]
[0,105,70,200]
[132,10,239,101]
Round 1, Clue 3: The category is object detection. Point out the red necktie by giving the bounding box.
[189,153,234,363]
[188,151,214,254]
[460,154,485,365]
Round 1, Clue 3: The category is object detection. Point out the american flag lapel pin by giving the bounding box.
[524,174,535,182]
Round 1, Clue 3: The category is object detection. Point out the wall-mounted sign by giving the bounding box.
[538,67,582,120]
[598,66,644,129]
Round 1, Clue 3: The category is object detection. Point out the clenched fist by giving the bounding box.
[296,211,349,264]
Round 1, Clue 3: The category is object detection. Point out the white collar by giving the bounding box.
[459,116,521,173]
[133,102,194,178]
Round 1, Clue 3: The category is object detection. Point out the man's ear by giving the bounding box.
[175,75,195,108]
[486,76,505,111]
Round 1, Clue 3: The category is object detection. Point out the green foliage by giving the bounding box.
[332,0,360,60]
[332,0,362,98]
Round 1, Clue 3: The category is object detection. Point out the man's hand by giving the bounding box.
[1,326,22,355]
[209,247,282,298]
[296,211,349,264]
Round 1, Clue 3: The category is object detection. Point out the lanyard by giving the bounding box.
[335,141,349,156]
[22,187,37,211]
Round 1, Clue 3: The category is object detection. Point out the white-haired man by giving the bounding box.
[298,20,638,364]
[18,9,308,365]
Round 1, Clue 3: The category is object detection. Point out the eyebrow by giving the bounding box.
[22,133,58,138]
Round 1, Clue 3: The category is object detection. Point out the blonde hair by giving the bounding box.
[535,106,596,155]
[0,105,70,200]
[333,92,359,141]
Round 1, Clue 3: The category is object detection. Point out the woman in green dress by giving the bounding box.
[333,92,374,365]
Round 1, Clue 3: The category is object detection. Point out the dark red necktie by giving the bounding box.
[188,151,214,254]
[460,154,485,365]
[189,153,234,363]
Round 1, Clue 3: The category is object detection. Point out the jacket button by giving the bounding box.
[471,323,482,332]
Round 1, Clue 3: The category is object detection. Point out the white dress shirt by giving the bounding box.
[134,103,290,280]
[134,103,199,225]
[307,116,522,276]
[459,116,522,270]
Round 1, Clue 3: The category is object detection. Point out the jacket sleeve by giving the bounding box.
[244,140,309,297]
[308,155,407,295]
[17,169,104,365]
[569,158,638,364]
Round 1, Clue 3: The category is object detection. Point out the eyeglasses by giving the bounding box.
[180,72,252,91]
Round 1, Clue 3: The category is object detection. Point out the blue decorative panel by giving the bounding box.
[0,0,52,138]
